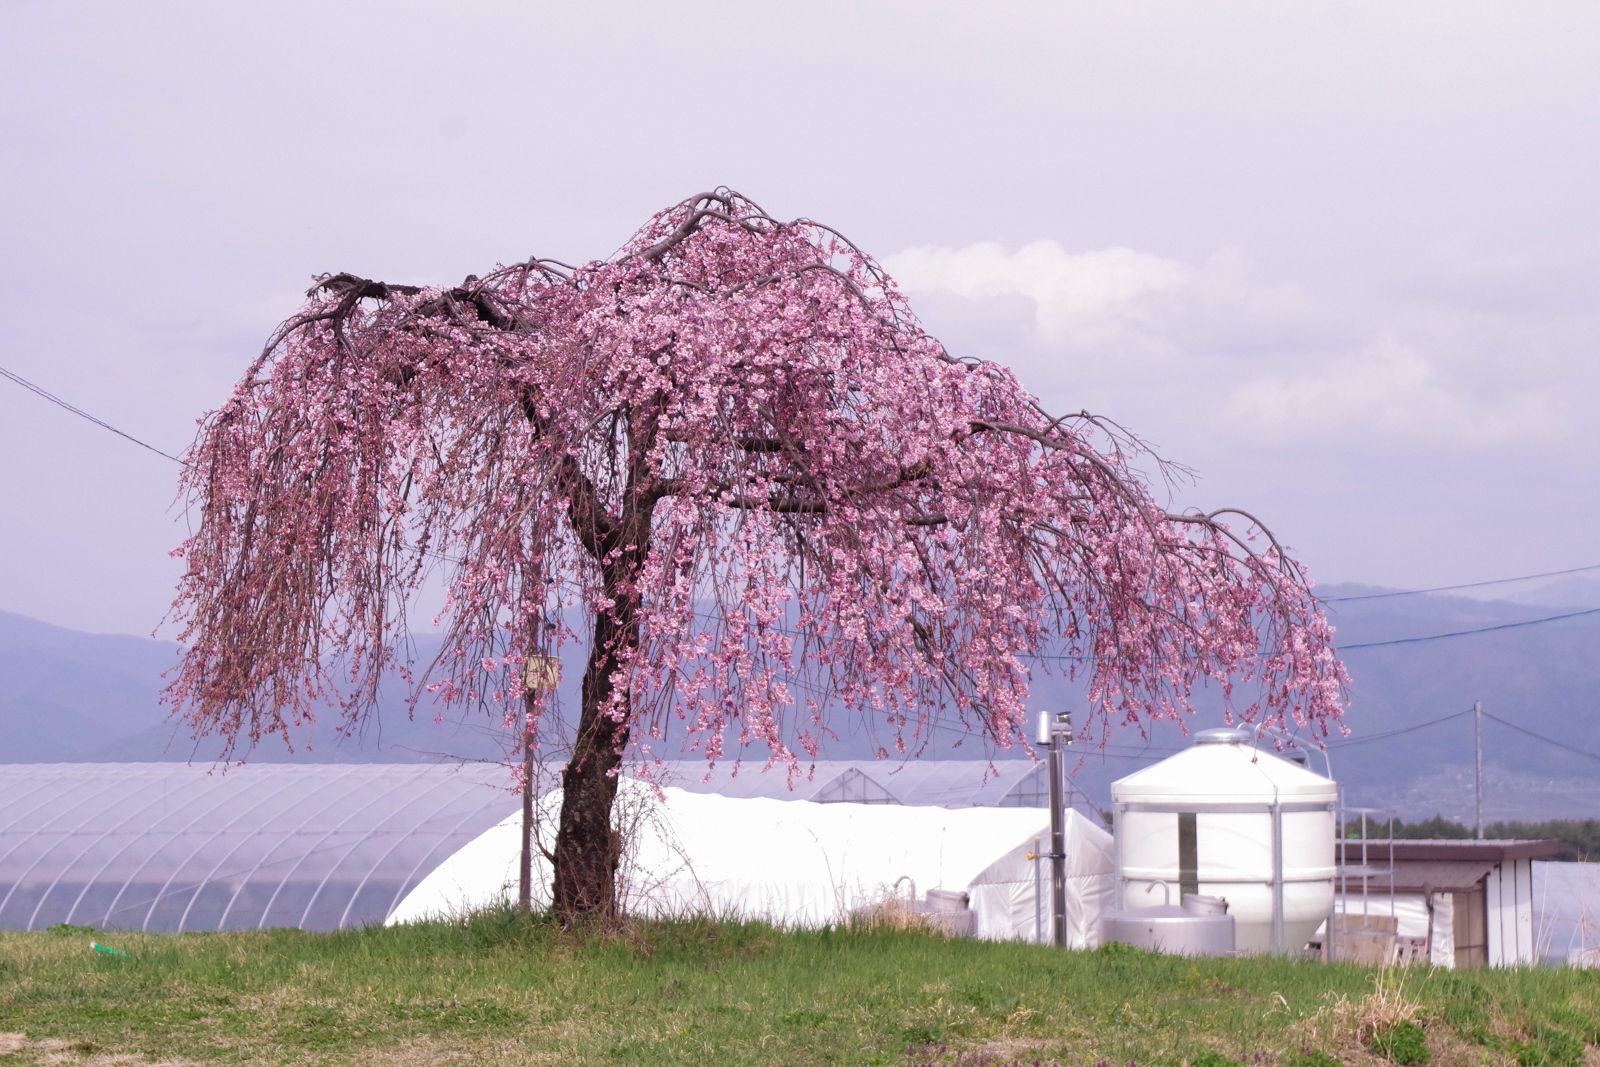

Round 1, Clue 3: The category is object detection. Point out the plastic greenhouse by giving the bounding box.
[648,758,1094,809]
[1,759,1114,940]
[387,783,1115,944]
[0,763,514,933]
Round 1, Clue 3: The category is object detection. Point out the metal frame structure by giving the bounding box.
[1028,711,1075,946]
[0,764,517,933]
[1329,801,1397,963]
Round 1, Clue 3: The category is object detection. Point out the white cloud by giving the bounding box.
[1226,336,1559,447]
[883,240,1332,364]
[883,241,1189,344]
[883,239,1566,451]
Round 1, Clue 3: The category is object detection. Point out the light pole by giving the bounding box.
[520,654,560,912]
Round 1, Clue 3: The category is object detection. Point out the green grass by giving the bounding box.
[1,910,1597,1066]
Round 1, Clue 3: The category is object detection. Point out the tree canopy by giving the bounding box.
[166,190,1346,916]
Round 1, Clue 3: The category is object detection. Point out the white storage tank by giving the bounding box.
[1111,727,1336,954]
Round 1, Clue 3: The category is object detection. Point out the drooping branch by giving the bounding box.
[166,186,1347,872]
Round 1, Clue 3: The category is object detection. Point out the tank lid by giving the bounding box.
[1112,726,1336,801]
[1193,727,1254,745]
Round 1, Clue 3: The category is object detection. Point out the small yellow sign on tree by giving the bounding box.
[523,655,560,693]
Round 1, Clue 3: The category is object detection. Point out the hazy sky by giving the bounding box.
[2,1,1596,636]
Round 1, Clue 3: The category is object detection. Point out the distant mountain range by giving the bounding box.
[4,574,1598,820]
[1307,577,1600,821]
[0,611,509,765]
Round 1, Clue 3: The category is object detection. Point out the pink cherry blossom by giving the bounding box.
[165,190,1346,918]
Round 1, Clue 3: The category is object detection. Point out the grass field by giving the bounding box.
[2,909,1598,1066]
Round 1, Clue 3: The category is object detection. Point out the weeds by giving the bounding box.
[1306,966,1426,1050]
[1509,1024,1587,1067]
[1367,1022,1430,1065]
[1192,1052,1246,1067]
[849,887,935,934]
[1287,1049,1343,1067]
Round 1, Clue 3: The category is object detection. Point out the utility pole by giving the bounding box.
[1038,710,1072,947]
[520,654,560,911]
[1474,700,1483,840]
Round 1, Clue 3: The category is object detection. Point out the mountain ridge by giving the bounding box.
[4,579,1598,820]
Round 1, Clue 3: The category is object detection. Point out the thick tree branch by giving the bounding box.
[168,187,1346,926]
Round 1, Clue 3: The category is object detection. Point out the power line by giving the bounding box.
[1337,606,1600,650]
[1324,709,1472,748]
[723,604,1600,657]
[1021,604,1600,655]
[1321,563,1600,602]
[9,362,1599,651]
[0,364,493,570]
[17,361,1599,770]
[1482,711,1600,763]
[0,362,184,464]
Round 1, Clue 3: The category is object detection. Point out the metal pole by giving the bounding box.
[1049,714,1068,948]
[1388,808,1396,923]
[1332,787,1342,964]
[1033,836,1043,944]
[1271,802,1284,954]
[1474,700,1484,839]
[1115,801,1127,918]
[1361,811,1369,922]
[519,689,535,911]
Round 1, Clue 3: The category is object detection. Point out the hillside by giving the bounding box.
[0,611,510,766]
[3,577,1598,820]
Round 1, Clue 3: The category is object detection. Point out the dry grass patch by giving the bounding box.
[1301,967,1428,1049]
[0,1031,196,1067]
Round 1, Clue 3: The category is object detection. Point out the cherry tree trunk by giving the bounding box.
[551,591,635,920]
[550,444,659,920]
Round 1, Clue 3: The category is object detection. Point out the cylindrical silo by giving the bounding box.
[1110,727,1336,955]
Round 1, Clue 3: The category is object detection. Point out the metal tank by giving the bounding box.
[1110,727,1336,955]
[922,888,977,938]
[1101,883,1235,956]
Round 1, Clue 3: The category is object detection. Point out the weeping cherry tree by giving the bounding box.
[166,190,1346,921]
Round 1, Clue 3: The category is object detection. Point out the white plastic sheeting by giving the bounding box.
[966,808,1115,947]
[0,763,514,932]
[1431,893,1456,966]
[1332,892,1432,938]
[388,784,1114,939]
[1486,857,1537,967]
[1534,861,1600,963]
[645,759,1058,808]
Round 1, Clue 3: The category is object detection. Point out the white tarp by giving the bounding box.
[1332,892,1433,937]
[387,783,1114,940]
[645,759,1052,808]
[965,808,1116,948]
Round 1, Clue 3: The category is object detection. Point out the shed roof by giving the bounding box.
[1383,859,1499,893]
[1338,838,1563,864]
